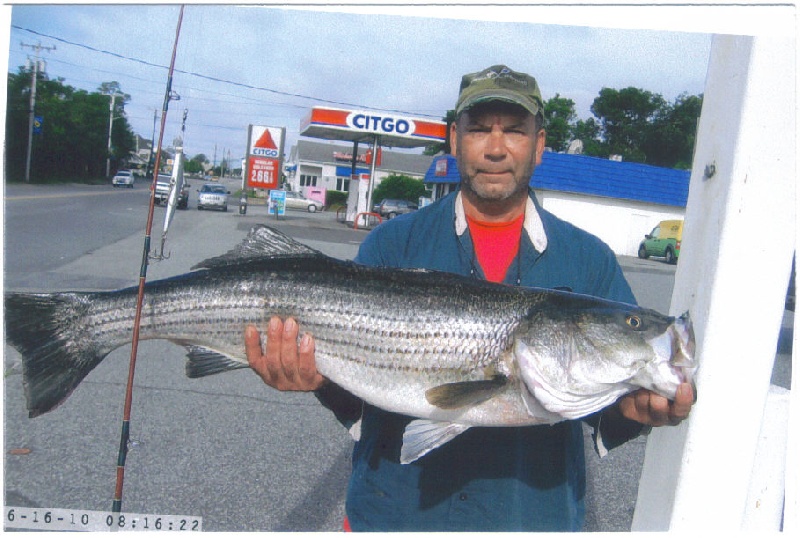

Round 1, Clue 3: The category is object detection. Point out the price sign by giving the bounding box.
[247,156,278,189]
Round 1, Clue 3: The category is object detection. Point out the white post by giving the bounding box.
[106,93,119,178]
[632,34,796,530]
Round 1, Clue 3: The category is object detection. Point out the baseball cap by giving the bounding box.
[455,65,544,118]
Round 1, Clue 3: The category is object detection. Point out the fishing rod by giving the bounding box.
[112,4,185,515]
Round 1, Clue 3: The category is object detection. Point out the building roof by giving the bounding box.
[292,139,434,177]
[424,152,691,208]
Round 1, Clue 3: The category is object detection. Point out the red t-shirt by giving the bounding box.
[466,213,524,283]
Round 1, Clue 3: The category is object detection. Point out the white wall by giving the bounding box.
[291,162,399,193]
[536,189,685,257]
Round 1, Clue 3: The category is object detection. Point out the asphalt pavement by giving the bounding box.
[2,180,792,531]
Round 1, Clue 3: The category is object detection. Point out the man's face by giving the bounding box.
[451,102,545,204]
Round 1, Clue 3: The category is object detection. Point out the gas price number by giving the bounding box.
[5,506,202,532]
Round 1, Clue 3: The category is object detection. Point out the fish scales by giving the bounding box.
[80,260,523,380]
[4,225,695,462]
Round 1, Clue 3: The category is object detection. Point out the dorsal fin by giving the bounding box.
[192,225,323,270]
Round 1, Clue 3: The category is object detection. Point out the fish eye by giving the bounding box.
[626,315,643,330]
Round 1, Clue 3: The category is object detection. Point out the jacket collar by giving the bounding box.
[454,190,548,253]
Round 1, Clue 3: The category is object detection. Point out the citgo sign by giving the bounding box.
[346,113,414,136]
[300,107,446,148]
[246,125,285,189]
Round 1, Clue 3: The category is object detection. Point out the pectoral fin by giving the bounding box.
[401,419,471,464]
[425,375,507,410]
[183,345,249,378]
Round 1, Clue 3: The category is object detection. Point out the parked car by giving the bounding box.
[197,183,230,212]
[638,220,683,264]
[377,198,418,219]
[111,169,135,188]
[153,174,189,209]
[284,191,324,213]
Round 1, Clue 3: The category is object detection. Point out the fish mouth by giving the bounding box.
[671,312,696,383]
[646,311,697,396]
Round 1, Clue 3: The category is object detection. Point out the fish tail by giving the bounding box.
[4,292,113,417]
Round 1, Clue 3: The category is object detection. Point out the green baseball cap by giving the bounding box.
[455,65,544,118]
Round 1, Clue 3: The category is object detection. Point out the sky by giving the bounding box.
[4,4,722,166]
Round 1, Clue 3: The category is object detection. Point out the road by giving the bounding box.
[3,180,792,531]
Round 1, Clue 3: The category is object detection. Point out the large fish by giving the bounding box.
[4,225,695,463]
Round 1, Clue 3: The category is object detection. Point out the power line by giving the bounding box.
[11,24,442,119]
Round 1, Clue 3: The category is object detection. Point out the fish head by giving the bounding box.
[640,310,695,392]
[513,293,696,419]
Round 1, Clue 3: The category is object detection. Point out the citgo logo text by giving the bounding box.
[347,113,415,136]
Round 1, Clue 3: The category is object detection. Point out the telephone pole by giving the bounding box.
[105,91,124,177]
[21,41,56,182]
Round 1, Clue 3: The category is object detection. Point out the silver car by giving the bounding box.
[284,191,324,213]
[111,169,135,188]
[197,183,230,212]
[377,198,418,219]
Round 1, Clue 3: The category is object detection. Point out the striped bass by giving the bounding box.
[4,225,695,463]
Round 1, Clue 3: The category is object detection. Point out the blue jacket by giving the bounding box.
[339,190,639,531]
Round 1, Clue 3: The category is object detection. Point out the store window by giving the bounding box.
[336,177,350,192]
[300,174,318,187]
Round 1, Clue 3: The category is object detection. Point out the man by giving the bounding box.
[244,65,694,531]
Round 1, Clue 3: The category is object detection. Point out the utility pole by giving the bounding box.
[21,41,55,183]
[221,147,226,179]
[106,91,124,178]
[146,109,158,178]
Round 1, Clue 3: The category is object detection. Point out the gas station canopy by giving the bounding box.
[299,106,447,148]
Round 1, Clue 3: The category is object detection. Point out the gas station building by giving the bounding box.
[285,140,435,194]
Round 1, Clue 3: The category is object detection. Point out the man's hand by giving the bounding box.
[617,382,694,427]
[245,317,325,391]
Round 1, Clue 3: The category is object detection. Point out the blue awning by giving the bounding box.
[335,166,371,177]
[423,152,690,207]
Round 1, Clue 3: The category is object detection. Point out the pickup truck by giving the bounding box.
[154,174,189,209]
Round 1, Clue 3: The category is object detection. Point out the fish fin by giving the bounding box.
[424,375,507,410]
[192,225,324,269]
[4,292,113,418]
[401,420,471,464]
[184,346,249,378]
[348,417,362,441]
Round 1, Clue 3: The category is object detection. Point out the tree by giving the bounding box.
[590,87,667,163]
[571,117,606,157]
[184,153,209,175]
[542,94,576,152]
[5,68,136,181]
[372,173,428,204]
[642,93,703,169]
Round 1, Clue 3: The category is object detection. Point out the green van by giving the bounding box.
[638,220,683,264]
